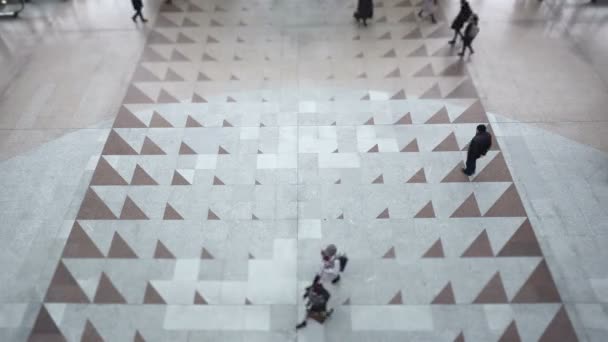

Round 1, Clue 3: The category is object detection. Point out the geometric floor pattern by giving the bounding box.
[30,0,579,341]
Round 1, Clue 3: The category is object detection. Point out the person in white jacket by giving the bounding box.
[313,244,347,285]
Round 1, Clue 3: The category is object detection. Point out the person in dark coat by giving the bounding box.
[354,0,374,26]
[448,0,472,45]
[131,0,148,23]
[462,124,492,176]
[296,282,334,329]
[459,14,479,57]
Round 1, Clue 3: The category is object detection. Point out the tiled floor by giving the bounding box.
[1,0,607,341]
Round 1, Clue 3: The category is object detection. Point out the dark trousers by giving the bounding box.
[132,9,145,21]
[449,29,462,43]
[465,155,477,175]
[460,38,474,55]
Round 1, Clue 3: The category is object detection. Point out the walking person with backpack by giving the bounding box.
[448,0,472,45]
[296,282,334,329]
[459,14,479,57]
[354,0,373,26]
[131,0,148,22]
[418,0,438,24]
[313,244,348,285]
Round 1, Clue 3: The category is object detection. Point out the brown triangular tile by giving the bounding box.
[256,180,262,185]
[200,247,214,259]
[149,111,173,127]
[394,113,412,125]
[388,291,403,304]
[148,30,173,44]
[401,139,419,152]
[408,45,428,57]
[144,282,166,304]
[248,253,255,259]
[415,201,436,218]
[157,89,179,103]
[413,63,434,77]
[76,188,117,220]
[474,153,513,182]
[186,116,203,127]
[171,170,191,185]
[461,229,493,257]
[108,232,138,258]
[377,208,390,219]
[497,219,542,257]
[390,89,406,100]
[206,35,219,43]
[113,106,147,128]
[441,161,470,183]
[433,132,460,152]
[337,213,344,219]
[131,165,158,185]
[123,85,155,105]
[210,19,223,27]
[445,79,479,99]
[512,260,561,302]
[422,238,444,257]
[357,72,367,79]
[334,179,341,184]
[197,72,212,81]
[62,222,104,258]
[230,74,240,80]
[538,306,578,342]
[218,146,230,154]
[140,137,166,155]
[179,142,196,155]
[372,174,384,184]
[207,209,220,220]
[425,107,450,124]
[182,17,199,27]
[368,144,379,153]
[134,330,146,342]
[355,52,364,58]
[453,332,465,342]
[426,25,452,38]
[498,321,521,342]
[453,100,488,123]
[402,27,422,39]
[378,32,391,40]
[361,93,370,100]
[245,298,252,305]
[213,176,225,185]
[141,47,166,62]
[163,203,183,220]
[343,298,351,305]
[202,53,217,61]
[45,261,90,303]
[94,272,126,303]
[432,282,455,304]
[102,130,137,155]
[382,247,396,259]
[176,32,195,43]
[382,49,397,58]
[91,157,128,186]
[450,193,481,217]
[407,168,426,183]
[419,83,442,99]
[439,61,467,77]
[223,119,233,127]
[252,214,259,220]
[120,196,149,220]
[164,68,184,82]
[81,320,103,342]
[170,49,189,62]
[194,291,208,304]
[484,184,526,217]
[159,2,182,12]
[192,93,208,103]
[28,305,66,342]
[473,272,508,303]
[364,117,375,125]
[154,240,175,259]
[398,11,417,22]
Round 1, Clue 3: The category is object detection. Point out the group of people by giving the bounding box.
[296,244,348,329]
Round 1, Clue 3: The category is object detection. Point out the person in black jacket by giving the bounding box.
[448,0,472,45]
[296,282,334,329]
[462,124,492,176]
[131,0,148,23]
[459,14,479,56]
[354,0,374,26]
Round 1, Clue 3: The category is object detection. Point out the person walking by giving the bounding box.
[418,0,438,24]
[462,124,492,176]
[354,0,373,26]
[448,0,472,45]
[296,282,334,329]
[313,244,348,285]
[131,0,148,23]
[459,14,479,56]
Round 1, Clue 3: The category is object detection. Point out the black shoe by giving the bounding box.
[461,168,472,176]
[296,321,307,329]
[132,16,136,22]
[448,40,455,45]
[332,275,341,284]
[458,52,465,57]
[142,18,148,22]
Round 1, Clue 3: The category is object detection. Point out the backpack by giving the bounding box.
[308,290,326,311]
[468,24,479,39]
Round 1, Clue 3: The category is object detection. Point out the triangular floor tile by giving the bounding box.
[390,89,406,100]
[498,321,521,342]
[179,142,197,155]
[207,209,220,220]
[149,111,173,127]
[413,63,434,77]
[144,282,166,304]
[415,201,436,218]
[538,306,578,342]
[497,219,542,257]
[134,331,146,342]
[223,119,233,127]
[433,132,460,152]
[432,282,455,304]
[186,115,203,127]
[197,72,212,81]
[62,222,104,258]
[419,83,442,99]
[512,260,561,303]
[474,153,512,182]
[213,176,225,185]
[383,49,397,58]
[461,229,494,257]
[141,47,166,62]
[368,144,379,153]
[394,113,412,125]
[108,232,138,258]
[182,17,199,27]
[407,168,426,183]
[377,208,390,219]
[102,130,137,155]
[94,272,126,303]
[218,146,230,154]
[147,30,174,44]
[192,93,208,103]
[28,305,66,342]
[157,89,179,103]
[372,174,384,184]
[45,261,90,303]
[131,165,158,185]
[113,106,147,128]
[388,291,403,304]
[200,247,214,259]
[91,157,128,186]
[473,272,508,303]
[364,117,375,125]
[401,139,419,152]
[484,184,527,217]
[163,203,183,220]
[171,170,191,185]
[382,247,396,259]
[402,27,422,39]
[77,188,117,220]
[453,100,488,123]
[450,193,481,217]
[399,12,417,22]
[120,196,149,220]
[425,107,450,124]
[140,137,166,155]
[442,161,470,182]
[453,332,465,342]
[154,240,175,259]
[445,79,479,99]
[408,45,428,57]
[194,291,208,304]
[164,68,184,82]
[81,320,103,342]
[176,32,195,43]
[422,238,444,257]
